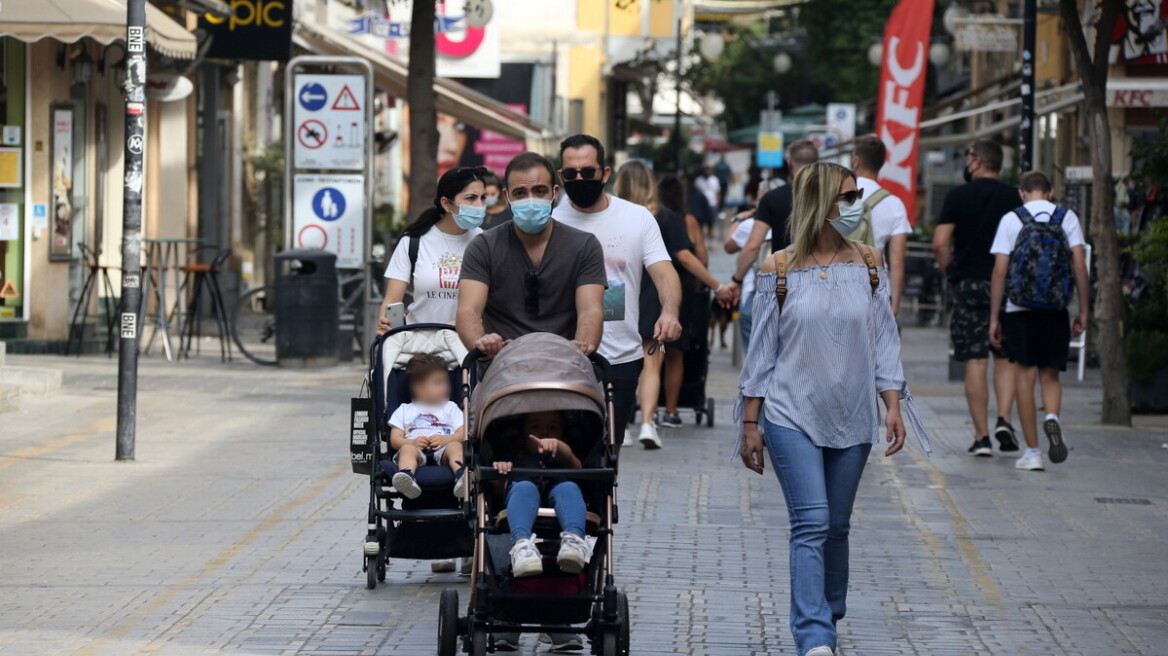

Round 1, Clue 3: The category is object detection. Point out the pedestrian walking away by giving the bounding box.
[552,134,683,449]
[932,140,1022,457]
[614,161,732,449]
[849,135,912,316]
[726,139,819,305]
[737,162,932,656]
[456,152,607,359]
[378,167,487,335]
[989,171,1090,471]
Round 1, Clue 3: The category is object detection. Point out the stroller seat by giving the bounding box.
[495,508,602,540]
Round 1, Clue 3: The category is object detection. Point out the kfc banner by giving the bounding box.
[876,0,935,226]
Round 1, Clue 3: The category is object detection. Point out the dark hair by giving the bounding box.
[1019,170,1052,193]
[504,152,556,190]
[405,353,448,386]
[481,170,502,190]
[559,134,605,168]
[852,135,887,173]
[969,139,1004,173]
[657,175,685,215]
[402,167,486,238]
[786,139,819,170]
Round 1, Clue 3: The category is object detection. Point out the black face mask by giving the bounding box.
[963,165,974,183]
[564,179,606,208]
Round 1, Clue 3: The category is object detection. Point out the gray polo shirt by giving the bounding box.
[459,220,607,342]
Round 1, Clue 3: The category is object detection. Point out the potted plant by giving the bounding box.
[1127,216,1168,411]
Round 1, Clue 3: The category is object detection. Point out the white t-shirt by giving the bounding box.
[731,218,772,300]
[990,200,1085,313]
[857,177,911,252]
[695,175,721,210]
[388,400,463,438]
[553,194,671,364]
[384,226,482,324]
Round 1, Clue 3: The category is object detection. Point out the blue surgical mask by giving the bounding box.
[484,196,499,208]
[829,200,864,237]
[452,204,486,230]
[510,198,553,234]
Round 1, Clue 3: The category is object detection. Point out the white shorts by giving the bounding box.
[392,442,448,467]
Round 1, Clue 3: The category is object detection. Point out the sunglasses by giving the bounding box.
[560,166,601,181]
[458,166,490,178]
[838,189,865,204]
[524,269,540,315]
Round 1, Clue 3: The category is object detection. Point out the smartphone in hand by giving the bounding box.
[384,302,405,329]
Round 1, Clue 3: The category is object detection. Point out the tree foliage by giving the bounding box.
[685,24,798,132]
[801,0,899,104]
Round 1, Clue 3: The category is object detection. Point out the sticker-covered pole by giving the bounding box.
[116,0,147,461]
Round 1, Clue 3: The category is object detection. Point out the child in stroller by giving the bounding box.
[388,354,467,500]
[492,411,594,578]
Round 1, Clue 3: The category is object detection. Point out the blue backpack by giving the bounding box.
[1006,205,1073,310]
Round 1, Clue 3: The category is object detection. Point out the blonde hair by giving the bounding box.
[614,160,658,215]
[787,162,854,268]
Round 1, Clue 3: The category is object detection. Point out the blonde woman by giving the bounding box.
[614,161,731,448]
[736,162,930,656]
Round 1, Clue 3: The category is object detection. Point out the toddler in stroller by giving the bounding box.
[388,354,467,500]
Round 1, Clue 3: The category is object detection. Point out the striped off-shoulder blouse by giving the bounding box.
[734,262,932,455]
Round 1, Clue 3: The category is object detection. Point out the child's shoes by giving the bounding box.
[509,537,542,577]
[556,532,591,573]
[391,469,422,499]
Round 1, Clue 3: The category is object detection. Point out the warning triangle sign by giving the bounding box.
[332,85,361,111]
[0,279,18,298]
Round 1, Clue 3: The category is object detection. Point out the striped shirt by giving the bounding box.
[734,262,932,454]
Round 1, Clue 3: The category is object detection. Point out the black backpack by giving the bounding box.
[1006,205,1073,310]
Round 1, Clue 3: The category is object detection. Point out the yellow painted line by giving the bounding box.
[73,461,350,656]
[0,415,118,470]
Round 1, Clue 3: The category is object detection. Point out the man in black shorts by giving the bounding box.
[932,140,1020,457]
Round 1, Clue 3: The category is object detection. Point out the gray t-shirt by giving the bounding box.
[459,220,607,342]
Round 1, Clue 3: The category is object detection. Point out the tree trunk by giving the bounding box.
[407,0,438,222]
[1060,0,1132,425]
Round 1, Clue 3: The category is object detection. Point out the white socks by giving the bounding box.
[1045,413,1059,422]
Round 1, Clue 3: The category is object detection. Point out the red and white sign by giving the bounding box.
[332,85,361,111]
[292,74,367,170]
[876,0,935,226]
[1106,80,1168,107]
[297,120,328,149]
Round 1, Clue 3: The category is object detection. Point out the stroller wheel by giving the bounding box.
[601,631,618,656]
[470,627,487,656]
[365,555,378,590]
[617,592,630,656]
[377,555,387,582]
[437,589,458,656]
[706,398,716,427]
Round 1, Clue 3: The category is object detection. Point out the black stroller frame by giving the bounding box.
[360,323,474,590]
[438,337,630,656]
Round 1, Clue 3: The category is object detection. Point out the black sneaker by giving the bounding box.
[659,412,683,428]
[994,417,1020,452]
[1044,418,1068,463]
[967,436,993,457]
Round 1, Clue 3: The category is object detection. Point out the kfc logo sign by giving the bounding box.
[1107,82,1168,108]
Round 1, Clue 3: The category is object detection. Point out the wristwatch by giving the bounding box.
[731,275,744,285]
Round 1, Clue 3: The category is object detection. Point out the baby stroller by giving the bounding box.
[437,333,629,656]
[356,323,474,589]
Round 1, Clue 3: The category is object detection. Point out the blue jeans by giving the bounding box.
[505,479,586,544]
[739,289,755,354]
[762,419,871,655]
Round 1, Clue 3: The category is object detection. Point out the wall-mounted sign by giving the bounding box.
[0,148,21,188]
[952,19,1018,53]
[199,0,292,62]
[0,203,18,241]
[1107,79,1168,107]
[352,2,500,78]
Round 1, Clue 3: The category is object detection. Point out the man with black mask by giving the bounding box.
[552,134,682,456]
[932,139,1021,459]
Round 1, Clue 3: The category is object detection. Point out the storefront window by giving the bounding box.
[0,38,26,323]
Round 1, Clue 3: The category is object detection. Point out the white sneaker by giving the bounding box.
[638,423,663,449]
[452,469,467,498]
[556,532,592,573]
[621,429,636,447]
[539,632,585,652]
[1015,450,1045,471]
[430,559,456,573]
[391,470,422,499]
[509,537,542,577]
[805,647,834,656]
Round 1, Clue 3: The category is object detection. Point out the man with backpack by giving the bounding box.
[988,171,1089,471]
[850,135,912,315]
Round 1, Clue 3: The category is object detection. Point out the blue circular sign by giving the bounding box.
[312,187,346,221]
[299,83,328,111]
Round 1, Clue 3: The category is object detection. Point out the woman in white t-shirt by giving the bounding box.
[377,167,487,334]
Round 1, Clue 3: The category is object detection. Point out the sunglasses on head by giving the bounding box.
[838,189,865,204]
[560,166,601,181]
[458,166,490,178]
[524,269,540,315]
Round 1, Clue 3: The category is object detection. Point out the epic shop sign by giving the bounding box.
[875,0,935,225]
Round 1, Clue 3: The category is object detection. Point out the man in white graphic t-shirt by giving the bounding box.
[552,134,682,449]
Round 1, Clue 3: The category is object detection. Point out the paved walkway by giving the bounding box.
[1,246,1166,655]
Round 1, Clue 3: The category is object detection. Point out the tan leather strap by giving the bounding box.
[859,244,880,295]
[773,250,789,313]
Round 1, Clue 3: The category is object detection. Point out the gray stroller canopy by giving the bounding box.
[471,333,606,437]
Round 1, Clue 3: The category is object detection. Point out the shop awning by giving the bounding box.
[0,0,198,59]
[294,21,555,146]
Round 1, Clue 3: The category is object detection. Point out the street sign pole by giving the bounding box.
[116,0,147,461]
[1019,0,1036,173]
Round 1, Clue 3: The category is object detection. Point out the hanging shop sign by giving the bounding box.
[200,0,292,62]
[50,105,74,261]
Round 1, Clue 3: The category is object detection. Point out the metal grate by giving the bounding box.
[1094,497,1153,505]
